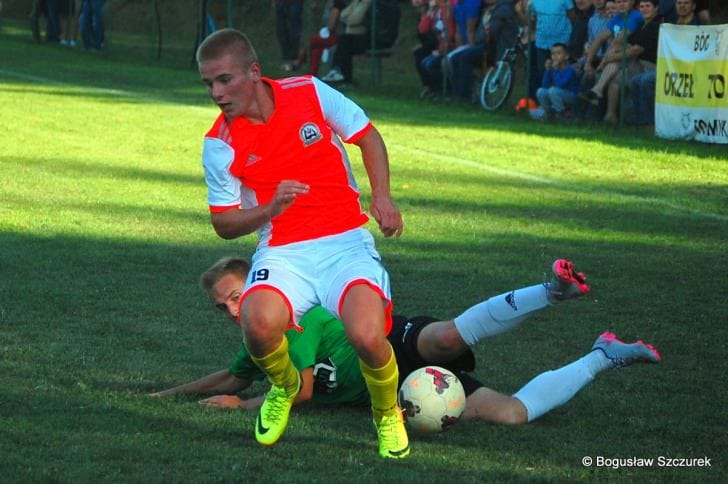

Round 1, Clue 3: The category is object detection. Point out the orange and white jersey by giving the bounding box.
[202,76,373,247]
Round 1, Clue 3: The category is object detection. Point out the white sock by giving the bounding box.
[454,284,550,346]
[512,350,610,422]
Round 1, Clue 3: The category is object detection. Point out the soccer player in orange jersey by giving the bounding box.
[196,29,408,458]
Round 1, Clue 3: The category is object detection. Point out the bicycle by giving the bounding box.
[479,35,528,111]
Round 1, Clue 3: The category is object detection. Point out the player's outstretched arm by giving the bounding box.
[199,367,315,410]
[149,369,251,397]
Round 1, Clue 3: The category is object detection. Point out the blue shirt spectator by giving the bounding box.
[531,0,574,50]
[453,0,482,46]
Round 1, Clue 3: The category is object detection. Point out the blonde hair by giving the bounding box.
[199,257,251,299]
[196,28,258,68]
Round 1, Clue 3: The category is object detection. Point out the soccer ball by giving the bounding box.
[398,366,466,433]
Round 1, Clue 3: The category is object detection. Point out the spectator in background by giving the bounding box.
[570,0,595,62]
[448,0,483,61]
[583,0,657,123]
[290,0,347,75]
[532,42,580,120]
[449,0,492,102]
[673,0,703,24]
[413,0,454,98]
[274,0,304,71]
[79,0,105,51]
[59,0,79,48]
[529,0,576,101]
[659,0,710,24]
[322,0,372,85]
[627,0,662,125]
[574,0,614,119]
[630,0,710,126]
[586,0,614,62]
[489,0,528,64]
[413,0,449,98]
[580,0,642,108]
[30,0,61,43]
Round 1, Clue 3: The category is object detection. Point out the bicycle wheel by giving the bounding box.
[480,62,514,111]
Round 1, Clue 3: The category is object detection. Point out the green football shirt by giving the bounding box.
[229,306,370,406]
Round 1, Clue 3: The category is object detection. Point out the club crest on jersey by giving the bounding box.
[299,122,323,146]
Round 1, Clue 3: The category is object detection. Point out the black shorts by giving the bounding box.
[387,315,484,396]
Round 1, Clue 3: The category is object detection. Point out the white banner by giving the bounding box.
[655,23,728,144]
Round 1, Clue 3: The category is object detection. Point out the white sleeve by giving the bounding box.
[202,137,241,209]
[311,77,371,142]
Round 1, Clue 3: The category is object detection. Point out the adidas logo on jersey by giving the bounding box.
[246,153,262,166]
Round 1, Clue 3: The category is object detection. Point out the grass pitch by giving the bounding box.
[1,21,727,482]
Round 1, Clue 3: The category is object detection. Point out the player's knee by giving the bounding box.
[499,398,528,424]
[240,307,286,346]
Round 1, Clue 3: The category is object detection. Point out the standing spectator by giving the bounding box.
[533,43,580,119]
[659,0,710,24]
[30,0,61,43]
[322,0,372,84]
[59,0,78,47]
[274,0,304,71]
[529,0,576,100]
[570,0,595,61]
[79,0,105,51]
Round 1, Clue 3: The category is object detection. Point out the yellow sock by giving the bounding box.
[250,337,299,396]
[359,345,399,418]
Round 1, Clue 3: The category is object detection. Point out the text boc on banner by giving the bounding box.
[656,23,728,144]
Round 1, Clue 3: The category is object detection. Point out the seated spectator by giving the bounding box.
[289,0,347,76]
[574,0,614,119]
[448,0,492,102]
[413,0,450,98]
[529,0,577,101]
[415,0,455,97]
[659,0,710,24]
[484,0,528,77]
[322,0,371,84]
[627,0,662,126]
[583,0,659,123]
[580,0,642,107]
[570,0,596,62]
[323,0,400,86]
[532,43,580,119]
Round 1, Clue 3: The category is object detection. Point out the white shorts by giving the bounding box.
[242,228,392,329]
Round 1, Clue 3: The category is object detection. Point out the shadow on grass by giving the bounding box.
[1,228,726,480]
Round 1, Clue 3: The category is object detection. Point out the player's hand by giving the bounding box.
[270,180,310,217]
[198,394,243,409]
[370,196,403,238]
